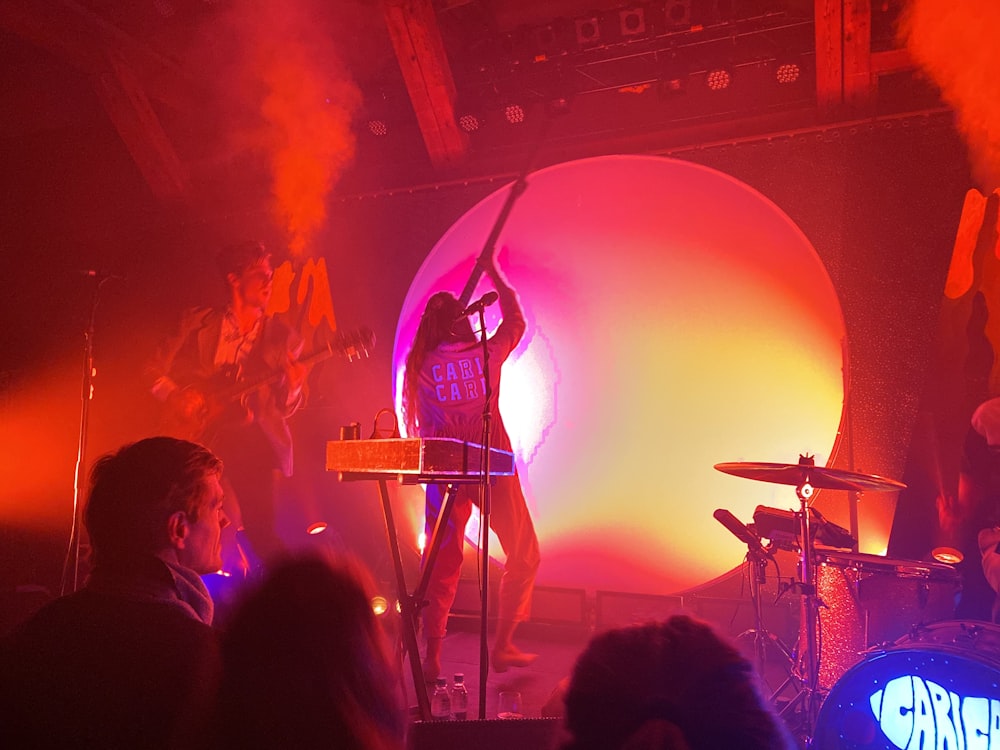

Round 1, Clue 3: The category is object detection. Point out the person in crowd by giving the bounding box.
[0,437,228,749]
[402,253,540,680]
[559,615,798,750]
[212,551,406,750]
[147,240,306,571]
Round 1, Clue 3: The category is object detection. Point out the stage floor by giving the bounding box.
[401,620,590,723]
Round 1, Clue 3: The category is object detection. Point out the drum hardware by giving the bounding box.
[715,455,907,742]
[714,509,794,679]
[753,505,857,552]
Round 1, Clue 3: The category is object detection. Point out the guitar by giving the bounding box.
[162,326,375,442]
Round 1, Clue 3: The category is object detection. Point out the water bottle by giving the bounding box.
[430,677,451,721]
[451,673,469,720]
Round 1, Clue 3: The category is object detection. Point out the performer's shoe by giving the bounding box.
[422,655,442,685]
[491,645,538,673]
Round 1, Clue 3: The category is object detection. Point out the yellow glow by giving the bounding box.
[393,155,847,595]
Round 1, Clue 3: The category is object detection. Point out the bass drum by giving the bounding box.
[813,621,1000,750]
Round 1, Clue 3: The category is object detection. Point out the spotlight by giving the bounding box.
[371,595,389,616]
[657,53,687,97]
[665,0,692,29]
[575,16,601,47]
[306,521,328,535]
[775,60,802,85]
[931,546,963,565]
[152,0,175,18]
[706,68,732,91]
[619,7,646,37]
[656,76,686,98]
[546,96,571,117]
[367,118,388,137]
[458,113,483,133]
[504,102,527,124]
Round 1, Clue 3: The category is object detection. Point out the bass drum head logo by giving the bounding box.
[815,635,1000,749]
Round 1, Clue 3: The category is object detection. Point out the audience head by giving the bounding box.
[562,615,796,750]
[84,436,226,573]
[215,551,406,750]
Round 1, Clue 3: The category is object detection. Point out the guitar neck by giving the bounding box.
[220,326,373,404]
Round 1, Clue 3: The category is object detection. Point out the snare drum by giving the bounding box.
[814,552,960,689]
[814,620,1000,749]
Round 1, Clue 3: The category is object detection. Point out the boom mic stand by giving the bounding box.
[714,510,791,680]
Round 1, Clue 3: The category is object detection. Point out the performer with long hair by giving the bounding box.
[402,254,540,681]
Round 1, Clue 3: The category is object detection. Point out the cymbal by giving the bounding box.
[714,461,906,492]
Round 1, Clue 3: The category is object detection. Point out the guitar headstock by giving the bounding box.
[331,326,376,362]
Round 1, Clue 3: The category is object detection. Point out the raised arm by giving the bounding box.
[482,255,525,346]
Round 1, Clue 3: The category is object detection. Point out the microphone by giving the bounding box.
[458,290,498,318]
[714,508,769,555]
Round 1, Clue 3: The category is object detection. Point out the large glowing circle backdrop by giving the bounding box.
[392,155,847,596]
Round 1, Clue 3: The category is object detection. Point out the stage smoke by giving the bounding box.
[900,1,1000,190]
[194,0,361,255]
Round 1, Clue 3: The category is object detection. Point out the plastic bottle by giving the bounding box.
[451,673,469,720]
[430,677,451,721]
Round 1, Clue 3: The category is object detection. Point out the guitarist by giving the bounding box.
[402,254,540,681]
[147,240,306,572]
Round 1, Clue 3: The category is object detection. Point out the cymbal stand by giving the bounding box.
[793,477,820,740]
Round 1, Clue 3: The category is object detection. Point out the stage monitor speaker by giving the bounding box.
[407,717,562,750]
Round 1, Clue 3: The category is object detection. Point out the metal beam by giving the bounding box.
[0,0,200,112]
[381,0,468,168]
[91,51,188,200]
[0,0,197,199]
[814,0,875,118]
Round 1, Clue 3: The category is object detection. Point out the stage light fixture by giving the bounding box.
[367,119,389,136]
[575,16,601,47]
[306,521,328,535]
[706,67,732,91]
[458,113,482,133]
[504,102,527,124]
[656,53,688,98]
[619,7,646,36]
[371,595,389,616]
[931,546,963,564]
[665,0,692,29]
[775,60,802,85]
[153,0,175,18]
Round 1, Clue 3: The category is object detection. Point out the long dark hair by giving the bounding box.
[402,291,473,435]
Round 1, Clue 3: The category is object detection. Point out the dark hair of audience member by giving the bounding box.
[84,436,222,567]
[561,615,797,750]
[213,551,406,750]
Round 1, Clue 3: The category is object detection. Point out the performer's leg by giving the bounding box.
[213,427,286,569]
[421,482,473,681]
[487,472,540,670]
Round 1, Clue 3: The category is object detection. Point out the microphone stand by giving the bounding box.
[473,304,493,720]
[62,273,115,595]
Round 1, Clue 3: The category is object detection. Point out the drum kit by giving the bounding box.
[714,456,980,749]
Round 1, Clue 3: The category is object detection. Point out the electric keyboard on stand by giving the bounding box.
[326,436,515,483]
[325,436,516,720]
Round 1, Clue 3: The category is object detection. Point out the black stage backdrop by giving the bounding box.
[0,110,972,602]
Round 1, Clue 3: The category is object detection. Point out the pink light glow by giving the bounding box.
[393,155,846,596]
